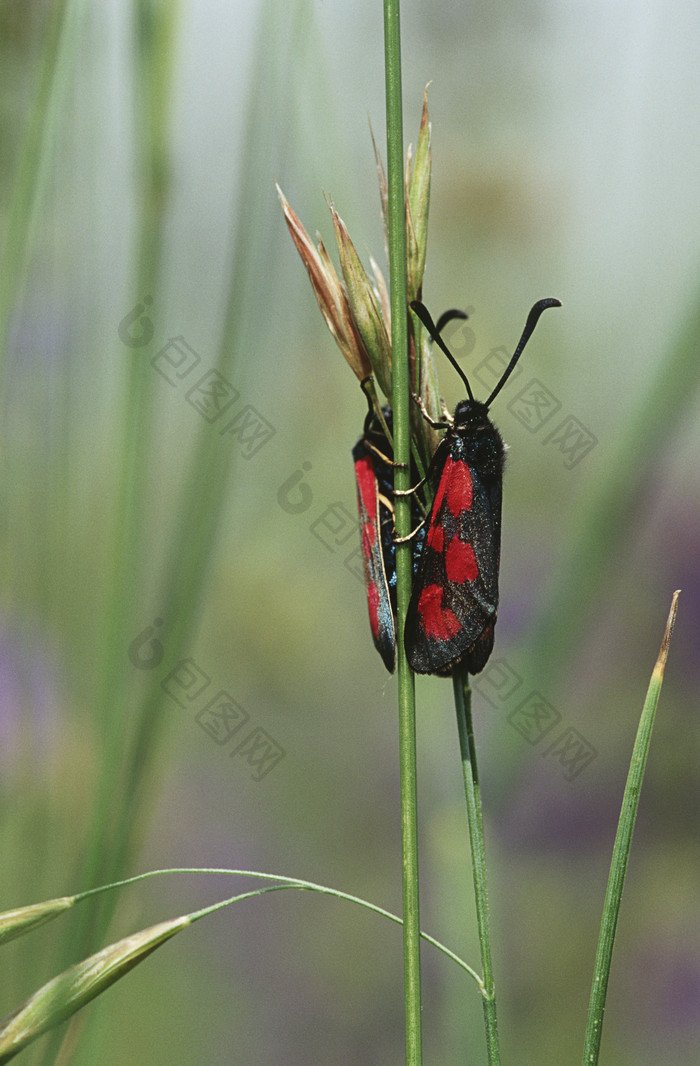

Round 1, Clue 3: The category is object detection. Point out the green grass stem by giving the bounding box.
[453,670,501,1064]
[0,0,70,388]
[582,591,680,1064]
[383,2,422,1063]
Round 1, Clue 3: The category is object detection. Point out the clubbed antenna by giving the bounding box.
[486,298,561,407]
[410,300,474,401]
[411,297,561,408]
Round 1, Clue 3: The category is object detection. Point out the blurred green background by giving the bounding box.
[1,1,698,1063]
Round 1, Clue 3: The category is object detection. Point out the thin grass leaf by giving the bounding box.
[3,866,483,985]
[73,0,180,964]
[0,866,483,1065]
[85,0,318,960]
[582,590,680,1065]
[0,0,70,385]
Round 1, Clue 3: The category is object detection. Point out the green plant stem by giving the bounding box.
[0,0,70,389]
[383,2,422,1064]
[582,591,679,1065]
[453,669,500,1065]
[78,0,177,926]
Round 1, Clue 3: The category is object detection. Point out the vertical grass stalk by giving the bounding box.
[453,669,501,1065]
[77,0,178,926]
[383,1,422,1063]
[0,0,70,387]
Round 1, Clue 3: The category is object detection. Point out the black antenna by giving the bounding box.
[486,298,561,407]
[434,307,468,335]
[412,297,561,409]
[410,300,474,402]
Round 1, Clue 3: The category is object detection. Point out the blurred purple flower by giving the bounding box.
[625,938,700,1044]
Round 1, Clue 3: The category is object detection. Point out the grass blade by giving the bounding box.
[582,590,680,1065]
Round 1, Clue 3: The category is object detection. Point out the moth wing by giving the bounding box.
[405,450,501,675]
[353,435,396,672]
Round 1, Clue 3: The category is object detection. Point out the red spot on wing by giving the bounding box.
[355,454,377,501]
[356,454,380,562]
[427,523,444,552]
[416,583,461,640]
[433,456,472,517]
[445,537,478,583]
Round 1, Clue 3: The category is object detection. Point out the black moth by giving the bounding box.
[403,297,561,676]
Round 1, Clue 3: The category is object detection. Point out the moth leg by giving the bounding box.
[363,437,407,469]
[411,392,450,430]
[394,517,426,544]
[359,375,396,450]
[377,487,427,540]
[393,476,426,497]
